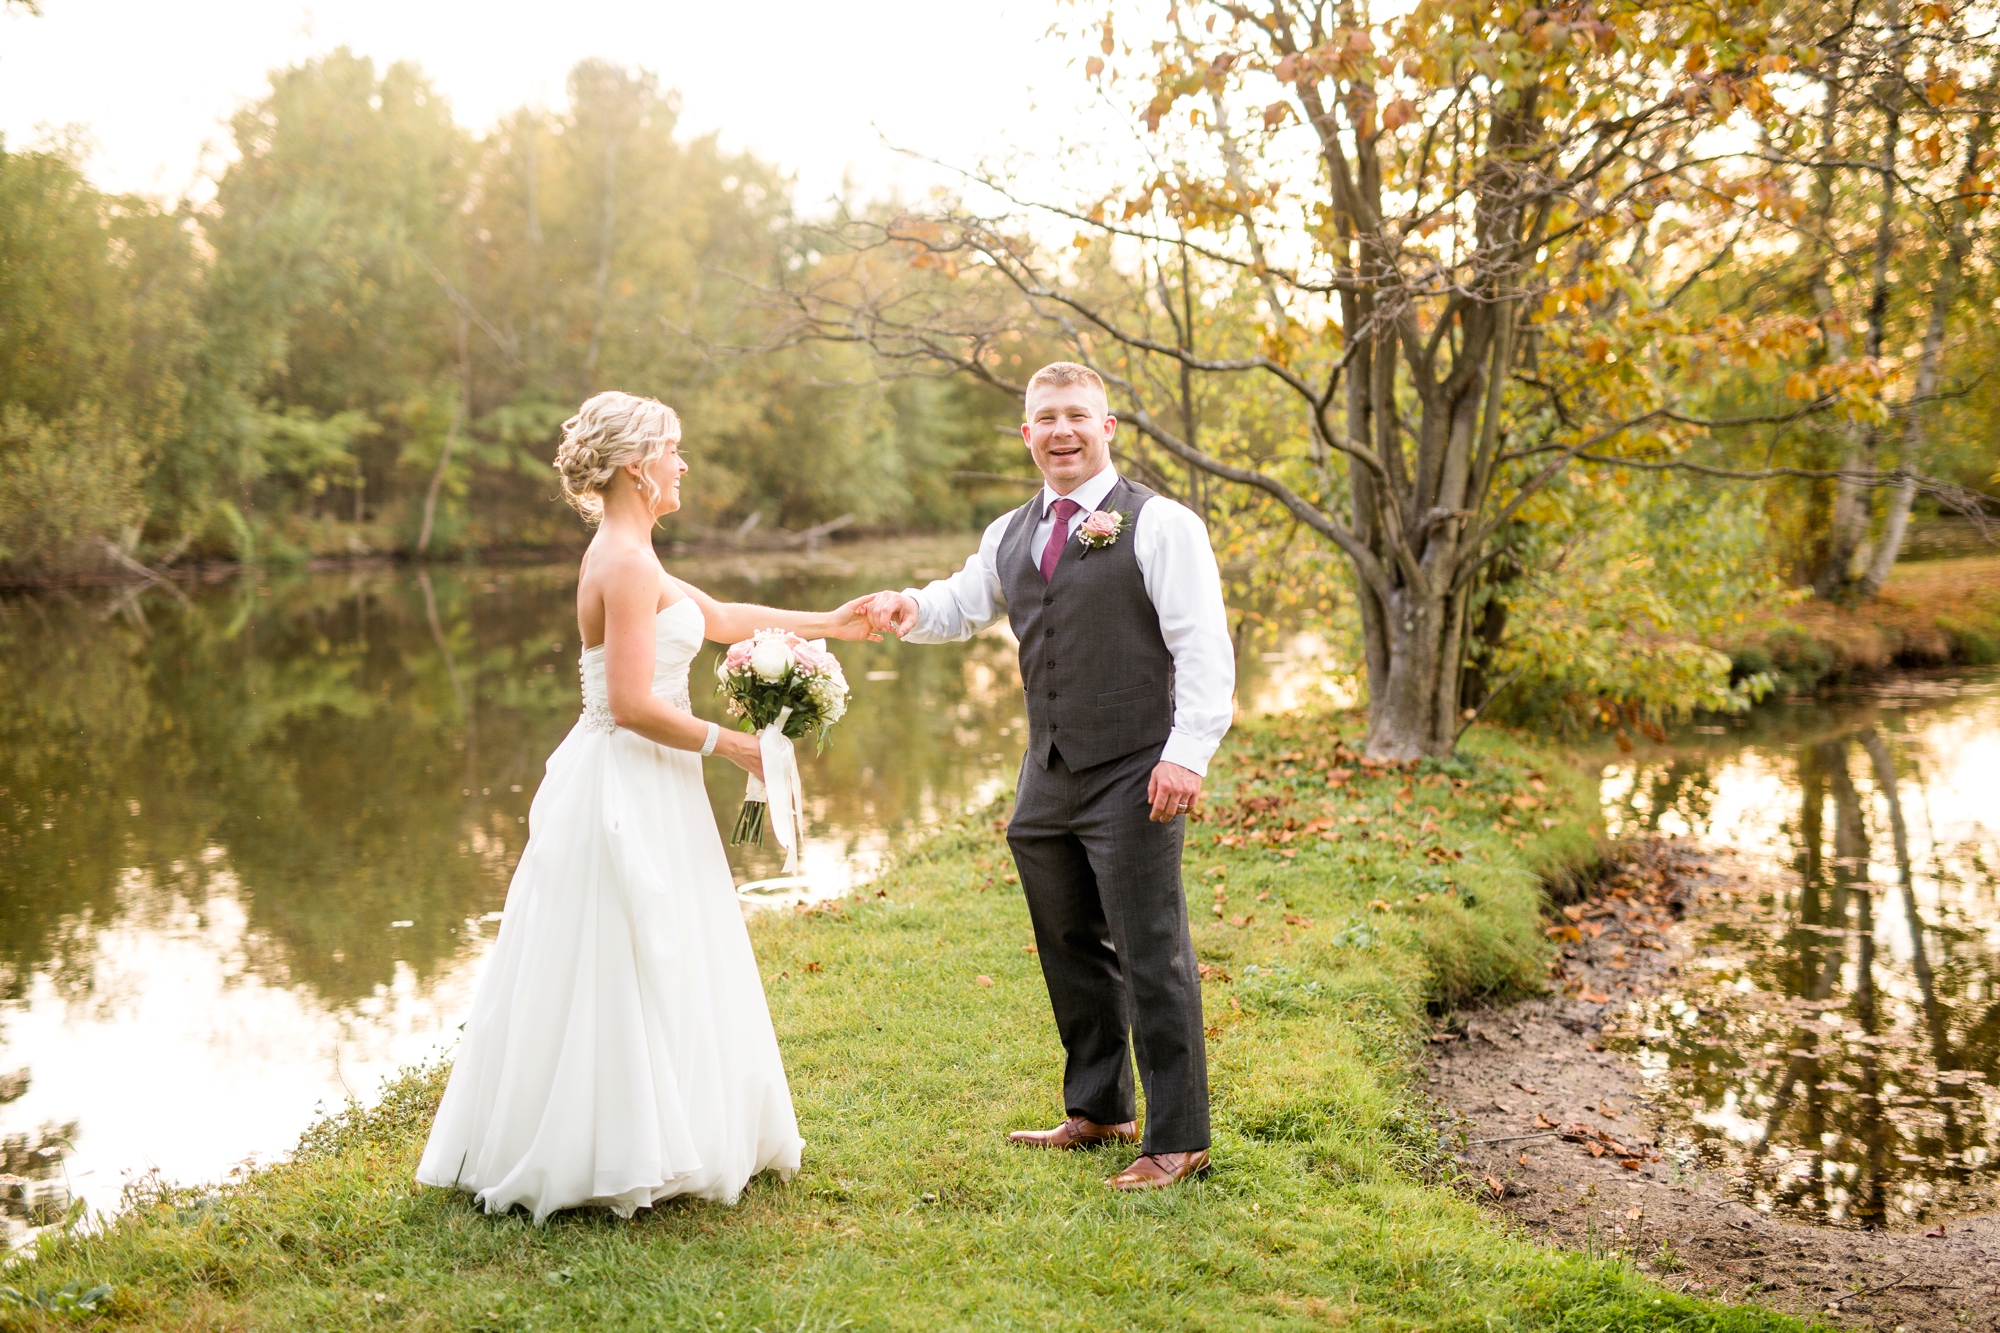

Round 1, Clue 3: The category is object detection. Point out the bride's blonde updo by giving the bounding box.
[553,391,682,523]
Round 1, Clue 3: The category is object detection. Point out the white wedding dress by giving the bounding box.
[417,598,803,1222]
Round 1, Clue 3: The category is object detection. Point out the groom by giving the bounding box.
[863,362,1234,1190]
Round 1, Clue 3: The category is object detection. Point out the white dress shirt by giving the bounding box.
[900,466,1236,776]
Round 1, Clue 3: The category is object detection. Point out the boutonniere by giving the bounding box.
[1077,508,1126,553]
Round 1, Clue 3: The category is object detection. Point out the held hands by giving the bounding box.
[825,594,886,642]
[1147,761,1202,823]
[843,587,1193,818]
[859,590,920,639]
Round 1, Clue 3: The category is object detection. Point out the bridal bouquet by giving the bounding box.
[716,630,849,864]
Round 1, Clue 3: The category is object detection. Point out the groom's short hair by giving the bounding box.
[1025,361,1107,408]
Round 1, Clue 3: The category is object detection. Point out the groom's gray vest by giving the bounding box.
[998,476,1174,771]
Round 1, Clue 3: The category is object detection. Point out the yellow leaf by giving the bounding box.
[1086,56,1104,78]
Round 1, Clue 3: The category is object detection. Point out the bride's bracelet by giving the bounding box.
[699,721,720,758]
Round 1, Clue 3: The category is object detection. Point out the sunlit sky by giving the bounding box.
[0,0,1090,209]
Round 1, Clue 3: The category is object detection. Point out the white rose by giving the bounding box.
[749,637,794,683]
[808,675,846,723]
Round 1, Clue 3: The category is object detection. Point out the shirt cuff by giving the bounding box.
[1160,730,1217,777]
[896,586,940,642]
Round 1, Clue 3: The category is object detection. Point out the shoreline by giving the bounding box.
[3,713,1817,1331]
[0,527,952,593]
[1435,839,1997,1332]
[1725,554,2000,694]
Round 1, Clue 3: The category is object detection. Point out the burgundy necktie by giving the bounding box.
[1039,497,1081,583]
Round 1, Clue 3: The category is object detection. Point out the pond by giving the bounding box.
[0,538,1320,1243]
[1601,673,2000,1229]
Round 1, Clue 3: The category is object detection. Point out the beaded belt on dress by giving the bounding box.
[579,685,693,733]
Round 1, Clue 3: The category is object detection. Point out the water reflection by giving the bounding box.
[0,540,1032,1240]
[1602,675,2000,1228]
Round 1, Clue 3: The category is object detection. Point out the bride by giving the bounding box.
[417,390,873,1222]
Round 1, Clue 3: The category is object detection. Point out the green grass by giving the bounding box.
[5,716,1811,1332]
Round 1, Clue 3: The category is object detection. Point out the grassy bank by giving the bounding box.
[1730,554,2000,693]
[5,719,1806,1332]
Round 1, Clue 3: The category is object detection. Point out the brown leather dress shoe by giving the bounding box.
[1006,1116,1140,1150]
[1105,1150,1211,1191]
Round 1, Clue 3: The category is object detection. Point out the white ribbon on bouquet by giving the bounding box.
[741,704,806,873]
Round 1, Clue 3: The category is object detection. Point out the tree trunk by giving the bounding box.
[1814,7,1909,601]
[1363,583,1458,760]
[1812,104,1897,596]
[1801,66,1856,596]
[1856,112,1990,599]
[418,311,471,556]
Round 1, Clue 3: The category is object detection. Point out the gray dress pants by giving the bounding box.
[1006,744,1210,1153]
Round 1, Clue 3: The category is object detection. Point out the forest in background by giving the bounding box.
[5,2,2000,754]
[0,51,1024,578]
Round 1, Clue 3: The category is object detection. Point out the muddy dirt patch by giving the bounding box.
[1429,840,2000,1331]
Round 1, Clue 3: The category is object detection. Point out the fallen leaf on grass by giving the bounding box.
[1545,924,1582,942]
[1534,1112,1557,1129]
[1626,1207,1643,1221]
[804,961,823,973]
[1618,1158,1643,1171]
[1577,987,1612,1004]
[1196,962,1230,982]
[1483,1175,1506,1198]
[1512,1080,1543,1095]
[1597,1100,1620,1119]
[975,975,993,988]
[1282,913,1314,927]
[1588,1142,1606,1158]
[1369,899,1390,912]
[1229,914,1253,928]
[1022,944,1038,954]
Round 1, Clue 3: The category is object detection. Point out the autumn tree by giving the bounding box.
[1704,0,2000,599]
[789,0,2000,757]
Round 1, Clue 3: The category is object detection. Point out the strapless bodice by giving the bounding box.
[578,598,703,732]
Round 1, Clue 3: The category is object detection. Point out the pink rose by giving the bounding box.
[1081,510,1120,537]
[724,642,755,670]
